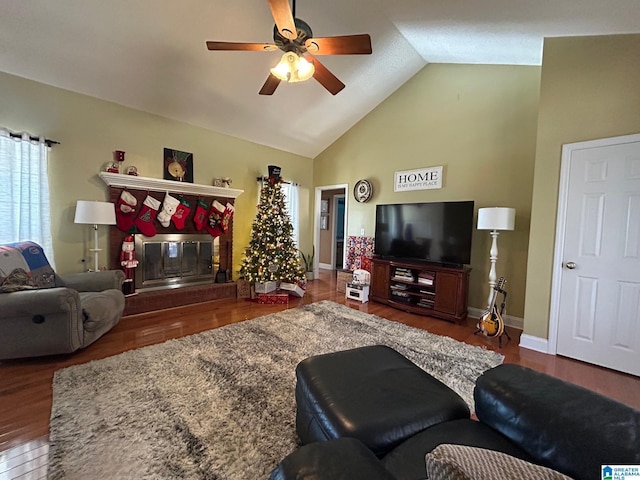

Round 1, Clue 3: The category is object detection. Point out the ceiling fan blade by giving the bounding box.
[305,34,372,55]
[259,73,281,95]
[267,0,297,40]
[306,56,345,95]
[206,41,278,52]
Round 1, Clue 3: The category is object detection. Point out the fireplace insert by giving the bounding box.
[134,233,219,292]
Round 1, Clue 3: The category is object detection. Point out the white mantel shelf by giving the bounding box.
[99,172,244,198]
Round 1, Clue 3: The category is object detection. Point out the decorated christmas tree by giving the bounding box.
[240,166,306,285]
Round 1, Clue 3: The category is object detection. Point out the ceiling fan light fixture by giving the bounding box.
[270,52,315,83]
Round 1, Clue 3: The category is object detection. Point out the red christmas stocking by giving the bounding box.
[134,195,161,237]
[172,197,191,230]
[115,190,138,232]
[221,202,235,232]
[193,198,209,231]
[204,200,226,238]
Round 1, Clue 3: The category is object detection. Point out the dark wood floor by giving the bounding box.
[1,270,639,478]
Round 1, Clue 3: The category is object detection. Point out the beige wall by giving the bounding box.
[524,34,640,338]
[314,64,542,317]
[0,71,313,276]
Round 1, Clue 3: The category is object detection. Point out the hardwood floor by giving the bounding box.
[1,270,639,479]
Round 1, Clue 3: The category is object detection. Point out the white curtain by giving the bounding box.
[0,128,55,267]
[259,179,300,248]
[282,182,300,247]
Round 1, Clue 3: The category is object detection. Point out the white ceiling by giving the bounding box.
[1,0,639,158]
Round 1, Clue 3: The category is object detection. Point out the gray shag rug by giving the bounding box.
[49,300,503,479]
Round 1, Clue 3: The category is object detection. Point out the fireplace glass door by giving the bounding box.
[135,234,219,291]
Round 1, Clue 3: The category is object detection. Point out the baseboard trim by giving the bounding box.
[518,334,550,353]
[467,307,523,330]
[319,263,332,270]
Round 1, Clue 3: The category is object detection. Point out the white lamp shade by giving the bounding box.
[74,200,116,225]
[477,207,515,231]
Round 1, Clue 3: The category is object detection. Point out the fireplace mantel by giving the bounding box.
[99,172,244,198]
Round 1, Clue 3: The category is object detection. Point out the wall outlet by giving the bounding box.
[360,228,365,235]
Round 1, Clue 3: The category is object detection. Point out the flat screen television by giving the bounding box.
[374,201,474,266]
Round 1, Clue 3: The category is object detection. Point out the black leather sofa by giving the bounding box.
[270,346,640,480]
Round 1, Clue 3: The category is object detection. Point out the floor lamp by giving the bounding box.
[74,200,117,271]
[477,207,515,308]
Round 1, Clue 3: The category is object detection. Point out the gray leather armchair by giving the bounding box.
[0,270,126,359]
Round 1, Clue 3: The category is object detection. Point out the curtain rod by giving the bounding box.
[8,131,60,148]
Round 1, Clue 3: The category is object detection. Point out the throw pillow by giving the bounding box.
[426,444,573,480]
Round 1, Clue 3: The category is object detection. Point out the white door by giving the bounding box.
[554,134,640,376]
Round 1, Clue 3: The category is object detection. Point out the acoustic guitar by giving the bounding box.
[478,277,506,337]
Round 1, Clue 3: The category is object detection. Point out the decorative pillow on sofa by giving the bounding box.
[426,444,573,480]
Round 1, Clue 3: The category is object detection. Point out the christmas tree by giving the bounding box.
[240,166,306,284]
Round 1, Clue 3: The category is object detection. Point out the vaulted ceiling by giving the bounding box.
[1,0,639,158]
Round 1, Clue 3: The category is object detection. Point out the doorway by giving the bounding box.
[315,185,348,273]
[549,133,640,376]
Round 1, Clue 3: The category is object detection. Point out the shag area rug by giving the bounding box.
[49,300,503,479]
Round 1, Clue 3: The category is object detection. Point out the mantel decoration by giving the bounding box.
[164,148,193,183]
[99,172,244,198]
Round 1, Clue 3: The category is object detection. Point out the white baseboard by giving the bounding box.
[518,334,550,354]
[468,307,523,330]
[319,263,332,270]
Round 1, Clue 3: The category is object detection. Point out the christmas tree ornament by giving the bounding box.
[157,193,180,228]
[115,190,138,232]
[134,195,161,237]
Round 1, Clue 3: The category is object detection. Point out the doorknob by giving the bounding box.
[565,261,577,270]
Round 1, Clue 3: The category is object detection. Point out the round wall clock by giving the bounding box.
[354,179,373,203]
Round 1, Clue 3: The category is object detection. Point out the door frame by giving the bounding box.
[548,132,640,355]
[314,184,348,275]
[332,193,346,269]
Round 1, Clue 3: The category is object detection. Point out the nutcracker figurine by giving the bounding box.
[120,235,138,295]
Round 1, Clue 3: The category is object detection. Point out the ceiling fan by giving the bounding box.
[206,0,372,95]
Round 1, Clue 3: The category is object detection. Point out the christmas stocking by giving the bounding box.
[157,193,180,228]
[193,198,209,231]
[220,202,235,232]
[204,200,226,238]
[171,196,191,230]
[115,190,138,232]
[134,195,161,237]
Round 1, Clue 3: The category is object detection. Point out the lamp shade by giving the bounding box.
[74,200,116,225]
[477,207,515,231]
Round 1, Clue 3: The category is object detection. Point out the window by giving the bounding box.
[0,129,55,267]
[281,182,300,247]
[258,178,300,248]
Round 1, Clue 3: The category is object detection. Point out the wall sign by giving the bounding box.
[394,166,443,192]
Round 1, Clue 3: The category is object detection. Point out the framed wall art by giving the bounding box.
[164,148,194,183]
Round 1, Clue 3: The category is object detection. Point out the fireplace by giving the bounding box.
[134,233,219,292]
[101,172,243,314]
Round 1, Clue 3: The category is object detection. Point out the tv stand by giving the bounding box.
[370,258,470,323]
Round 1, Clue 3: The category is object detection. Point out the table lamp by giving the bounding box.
[74,200,116,271]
